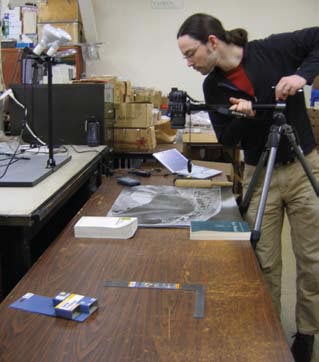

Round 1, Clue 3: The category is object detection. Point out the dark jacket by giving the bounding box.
[203,27,319,165]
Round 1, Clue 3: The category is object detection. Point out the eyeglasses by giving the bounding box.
[183,44,201,60]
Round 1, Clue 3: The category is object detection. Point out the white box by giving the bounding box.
[74,216,138,239]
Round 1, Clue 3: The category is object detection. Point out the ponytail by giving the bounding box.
[225,28,248,47]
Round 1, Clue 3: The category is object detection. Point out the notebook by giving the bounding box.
[153,148,222,179]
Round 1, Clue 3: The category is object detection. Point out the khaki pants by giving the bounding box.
[243,149,319,334]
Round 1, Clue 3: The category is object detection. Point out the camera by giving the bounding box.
[167,87,239,129]
[168,87,189,129]
[168,87,287,129]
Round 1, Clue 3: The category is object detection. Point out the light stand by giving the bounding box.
[0,52,72,187]
[22,51,58,168]
[46,56,55,168]
[0,25,73,187]
[33,24,72,168]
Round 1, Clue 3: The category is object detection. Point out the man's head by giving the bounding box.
[177,32,219,75]
[177,13,248,75]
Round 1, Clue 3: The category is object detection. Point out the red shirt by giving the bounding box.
[225,64,255,97]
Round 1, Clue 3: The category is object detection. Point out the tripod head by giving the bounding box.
[167,87,286,129]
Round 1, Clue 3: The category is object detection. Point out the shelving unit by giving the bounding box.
[1,45,84,87]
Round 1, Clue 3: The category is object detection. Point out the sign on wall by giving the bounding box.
[151,0,184,9]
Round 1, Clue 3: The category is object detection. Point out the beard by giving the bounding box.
[197,48,216,75]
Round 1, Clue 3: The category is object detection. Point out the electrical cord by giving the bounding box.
[0,123,26,179]
[1,88,47,146]
[0,88,64,179]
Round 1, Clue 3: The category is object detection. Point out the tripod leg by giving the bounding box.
[239,122,282,248]
[240,150,269,215]
[250,146,278,249]
[283,126,319,195]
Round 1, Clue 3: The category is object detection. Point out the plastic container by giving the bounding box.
[86,116,100,147]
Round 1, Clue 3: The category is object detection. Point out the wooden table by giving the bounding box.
[0,171,293,362]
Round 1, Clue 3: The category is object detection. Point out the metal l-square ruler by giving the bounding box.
[104,280,205,319]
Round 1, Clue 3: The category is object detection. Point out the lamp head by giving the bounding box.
[33,24,72,56]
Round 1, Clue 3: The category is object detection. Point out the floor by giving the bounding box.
[281,215,318,361]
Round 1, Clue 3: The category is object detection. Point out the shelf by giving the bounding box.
[1,45,84,87]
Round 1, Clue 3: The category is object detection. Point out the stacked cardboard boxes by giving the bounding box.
[113,102,156,151]
[74,77,161,151]
[115,103,153,128]
[37,0,83,43]
[182,128,218,144]
[133,87,163,109]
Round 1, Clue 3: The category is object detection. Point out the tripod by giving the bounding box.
[239,110,319,249]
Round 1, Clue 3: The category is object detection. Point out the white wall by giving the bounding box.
[3,0,318,100]
[1,0,9,14]
[88,0,319,100]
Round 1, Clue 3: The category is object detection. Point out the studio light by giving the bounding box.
[33,24,71,56]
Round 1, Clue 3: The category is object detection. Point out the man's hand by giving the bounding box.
[275,75,306,100]
[229,97,256,117]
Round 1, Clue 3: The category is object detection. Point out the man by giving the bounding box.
[177,13,319,362]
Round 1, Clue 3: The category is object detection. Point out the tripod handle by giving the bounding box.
[252,103,286,111]
[188,102,286,118]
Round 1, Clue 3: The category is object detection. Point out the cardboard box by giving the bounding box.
[38,0,81,23]
[53,292,98,320]
[113,127,157,151]
[133,87,162,108]
[104,103,115,120]
[103,102,115,146]
[154,118,177,144]
[105,79,132,104]
[103,126,114,147]
[151,90,162,109]
[182,128,218,143]
[114,103,153,128]
[133,87,151,103]
[75,77,131,104]
[37,21,83,43]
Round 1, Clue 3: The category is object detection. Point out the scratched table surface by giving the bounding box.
[0,172,293,362]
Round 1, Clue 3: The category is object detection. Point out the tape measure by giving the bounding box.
[104,280,205,319]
